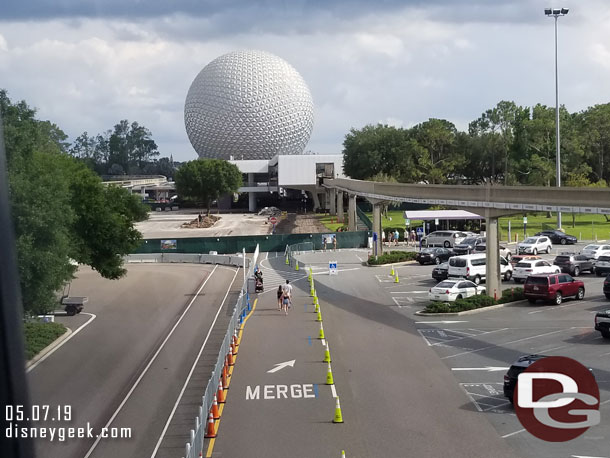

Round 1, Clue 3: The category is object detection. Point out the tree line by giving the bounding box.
[343,100,610,188]
[1,90,148,315]
[69,121,177,178]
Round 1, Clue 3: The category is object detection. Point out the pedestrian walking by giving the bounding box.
[277,285,283,311]
[382,230,386,246]
[410,229,416,246]
[394,229,400,246]
[281,280,293,315]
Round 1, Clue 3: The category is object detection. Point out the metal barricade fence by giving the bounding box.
[183,244,259,458]
[285,241,314,267]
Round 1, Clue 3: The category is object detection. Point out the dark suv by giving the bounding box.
[553,253,595,276]
[503,354,547,404]
[534,230,577,245]
[604,274,610,300]
[524,273,585,305]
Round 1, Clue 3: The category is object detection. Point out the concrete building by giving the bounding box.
[230,153,345,212]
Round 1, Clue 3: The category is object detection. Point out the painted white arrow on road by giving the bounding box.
[416,320,468,324]
[267,360,296,373]
[571,456,609,458]
[452,367,508,372]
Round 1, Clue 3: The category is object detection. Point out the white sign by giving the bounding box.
[267,360,295,374]
[523,217,528,224]
[329,261,338,275]
[245,384,316,400]
[434,218,439,225]
[405,219,410,226]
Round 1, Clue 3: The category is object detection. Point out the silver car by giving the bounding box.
[422,231,469,248]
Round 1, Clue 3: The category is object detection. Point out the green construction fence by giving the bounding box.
[134,230,371,254]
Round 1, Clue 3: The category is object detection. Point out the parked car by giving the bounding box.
[534,230,577,245]
[503,354,548,404]
[513,259,560,283]
[524,273,585,305]
[432,262,449,281]
[453,236,485,255]
[595,309,610,339]
[473,243,512,261]
[428,279,485,302]
[604,274,610,299]
[415,247,454,265]
[509,254,540,268]
[517,236,552,255]
[596,256,610,276]
[581,244,610,260]
[421,231,469,248]
[448,253,513,284]
[552,253,595,276]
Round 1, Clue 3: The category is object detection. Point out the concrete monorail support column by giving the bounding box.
[348,194,357,232]
[248,173,256,212]
[485,211,500,301]
[330,188,337,215]
[337,191,345,223]
[373,202,383,256]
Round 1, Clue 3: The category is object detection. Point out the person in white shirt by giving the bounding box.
[281,280,293,314]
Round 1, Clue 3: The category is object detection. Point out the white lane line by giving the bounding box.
[459,385,483,412]
[391,290,429,294]
[150,267,239,458]
[442,329,566,360]
[540,345,568,353]
[429,328,510,347]
[391,297,403,308]
[417,329,435,346]
[501,428,525,438]
[355,254,364,262]
[26,313,97,373]
[330,384,337,398]
[83,265,220,458]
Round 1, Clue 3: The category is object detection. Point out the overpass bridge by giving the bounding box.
[324,178,610,300]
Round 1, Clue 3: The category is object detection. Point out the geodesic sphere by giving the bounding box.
[184,50,314,160]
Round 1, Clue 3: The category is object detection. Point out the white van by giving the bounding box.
[448,253,513,284]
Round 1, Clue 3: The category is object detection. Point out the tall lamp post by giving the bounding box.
[545,7,569,230]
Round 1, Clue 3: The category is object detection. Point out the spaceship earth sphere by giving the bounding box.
[184,50,314,160]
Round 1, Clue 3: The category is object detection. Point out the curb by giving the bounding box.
[26,326,72,369]
[365,260,418,268]
[415,299,530,317]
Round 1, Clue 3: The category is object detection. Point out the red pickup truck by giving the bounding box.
[524,273,585,305]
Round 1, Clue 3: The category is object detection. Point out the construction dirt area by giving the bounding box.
[135,210,330,238]
[273,214,329,234]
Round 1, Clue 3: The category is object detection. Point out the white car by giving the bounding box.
[428,279,486,302]
[513,259,560,283]
[581,244,610,260]
[473,243,512,260]
[517,236,552,255]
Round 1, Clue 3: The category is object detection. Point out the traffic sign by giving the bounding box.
[269,216,278,224]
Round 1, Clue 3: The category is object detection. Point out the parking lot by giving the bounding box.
[382,242,610,457]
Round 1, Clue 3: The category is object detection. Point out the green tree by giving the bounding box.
[2,91,148,314]
[175,159,242,215]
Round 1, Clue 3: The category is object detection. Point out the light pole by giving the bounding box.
[545,7,569,230]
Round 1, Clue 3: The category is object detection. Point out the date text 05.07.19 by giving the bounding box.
[5,405,72,422]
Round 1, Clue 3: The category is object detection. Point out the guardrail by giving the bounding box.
[356,204,373,230]
[183,244,259,458]
[125,253,249,268]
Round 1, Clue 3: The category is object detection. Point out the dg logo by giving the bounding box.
[514,356,600,441]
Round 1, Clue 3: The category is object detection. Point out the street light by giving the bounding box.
[545,7,569,230]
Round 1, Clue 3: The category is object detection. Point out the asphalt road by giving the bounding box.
[211,250,520,458]
[27,263,241,458]
[210,244,610,458]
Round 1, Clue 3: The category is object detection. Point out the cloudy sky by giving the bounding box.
[1,0,609,162]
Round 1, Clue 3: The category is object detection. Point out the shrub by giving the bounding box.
[498,287,525,304]
[367,250,418,265]
[424,292,510,313]
[24,321,67,360]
